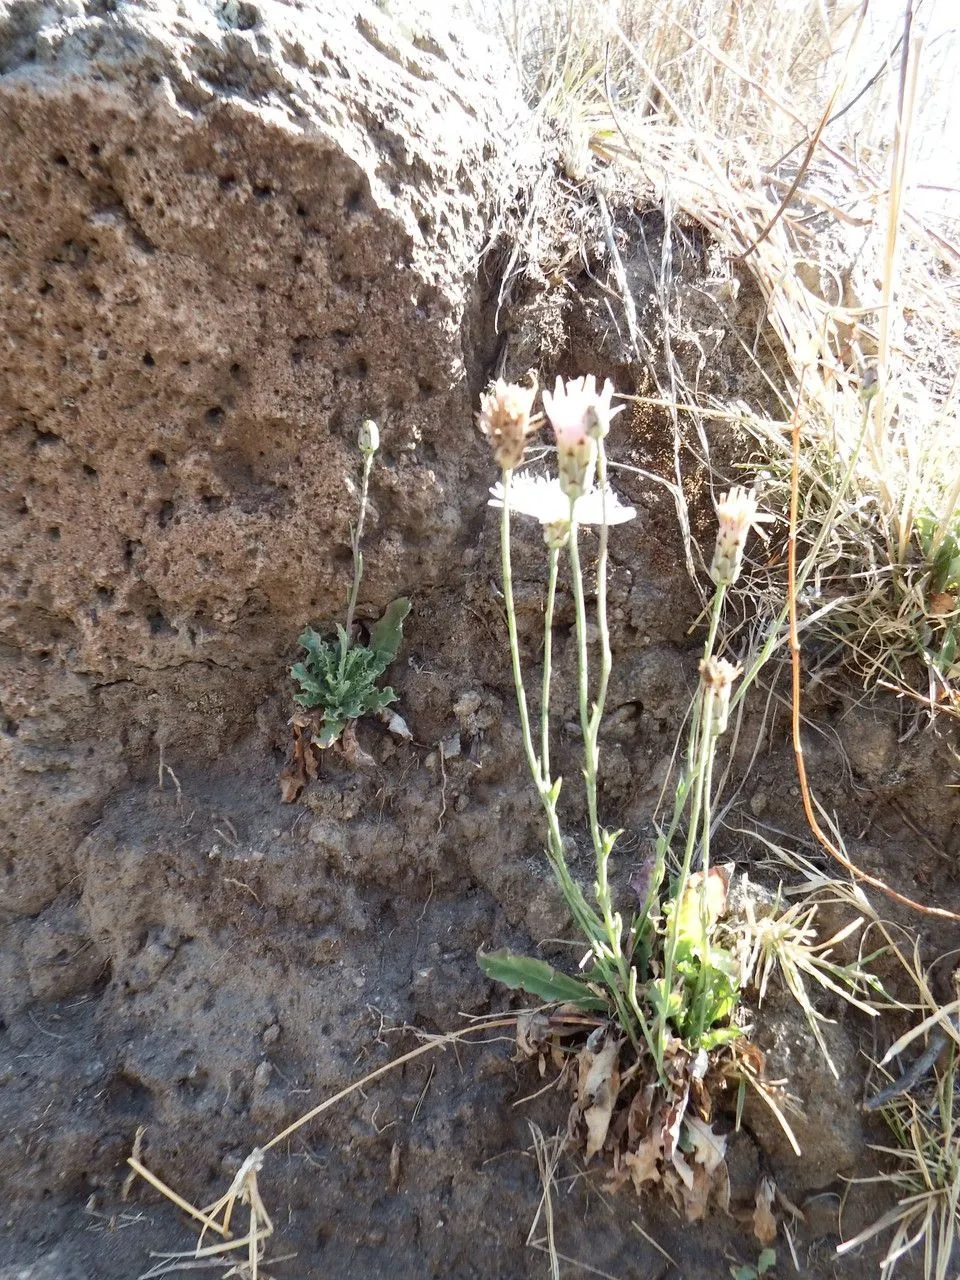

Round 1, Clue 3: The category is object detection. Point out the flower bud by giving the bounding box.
[710,486,758,586]
[358,419,380,455]
[543,519,571,550]
[699,657,741,737]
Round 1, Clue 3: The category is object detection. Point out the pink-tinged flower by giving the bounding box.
[542,375,623,444]
[542,376,624,500]
[477,377,539,471]
[709,486,771,586]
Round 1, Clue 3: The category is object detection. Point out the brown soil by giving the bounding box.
[2,4,959,1279]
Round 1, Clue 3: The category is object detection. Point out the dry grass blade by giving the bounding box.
[839,1045,960,1280]
[526,1123,565,1280]
[128,1017,518,1275]
[739,891,884,1079]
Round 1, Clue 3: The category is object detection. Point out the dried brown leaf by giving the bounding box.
[624,1130,662,1192]
[684,1116,727,1177]
[753,1175,778,1246]
[515,1010,552,1060]
[279,718,319,803]
[337,721,376,769]
[682,1161,713,1223]
[627,1081,656,1148]
[579,1036,621,1162]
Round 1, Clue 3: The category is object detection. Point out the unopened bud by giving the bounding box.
[557,433,597,501]
[359,419,380,455]
[699,657,741,737]
[543,520,571,550]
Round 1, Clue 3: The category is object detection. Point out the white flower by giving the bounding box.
[709,486,771,586]
[488,473,636,526]
[541,375,623,445]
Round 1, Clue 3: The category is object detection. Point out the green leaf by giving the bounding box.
[758,1249,777,1276]
[314,719,345,748]
[369,597,411,664]
[477,949,609,1012]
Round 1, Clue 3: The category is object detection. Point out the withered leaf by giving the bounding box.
[659,1078,691,1161]
[681,1161,713,1222]
[279,716,319,803]
[684,1115,727,1177]
[754,1175,778,1246]
[579,1035,621,1162]
[624,1130,662,1192]
[515,1009,552,1060]
[627,1081,656,1148]
[336,721,376,769]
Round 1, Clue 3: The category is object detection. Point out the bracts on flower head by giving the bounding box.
[699,656,741,737]
[478,376,540,471]
[709,486,760,587]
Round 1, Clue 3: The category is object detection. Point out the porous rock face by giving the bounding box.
[0,0,506,918]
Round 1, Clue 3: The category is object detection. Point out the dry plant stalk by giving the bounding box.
[127,1017,518,1275]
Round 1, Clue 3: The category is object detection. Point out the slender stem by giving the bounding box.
[590,441,614,740]
[498,473,605,946]
[656,705,715,1061]
[541,548,559,780]
[344,449,375,641]
[499,469,541,786]
[690,727,719,1040]
[567,513,606,863]
[655,581,726,887]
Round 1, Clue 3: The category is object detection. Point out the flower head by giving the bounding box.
[542,376,624,500]
[358,418,380,456]
[542,375,623,443]
[710,486,766,587]
[488,473,636,537]
[478,377,539,471]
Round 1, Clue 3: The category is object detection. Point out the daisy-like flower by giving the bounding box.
[542,375,624,500]
[477,377,539,471]
[709,486,770,587]
[489,473,636,547]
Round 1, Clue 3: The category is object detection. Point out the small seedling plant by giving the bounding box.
[289,420,409,753]
[475,375,793,1214]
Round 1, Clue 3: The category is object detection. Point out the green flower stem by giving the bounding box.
[345,447,375,641]
[566,474,644,1047]
[499,469,542,786]
[690,721,719,1041]
[654,582,726,897]
[499,472,601,943]
[499,469,634,1039]
[541,547,559,780]
[656,707,716,1063]
[590,441,614,741]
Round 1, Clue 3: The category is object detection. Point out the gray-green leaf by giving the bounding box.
[477,949,609,1011]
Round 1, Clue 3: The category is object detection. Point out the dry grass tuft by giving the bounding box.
[489,0,960,718]
[841,1044,960,1280]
